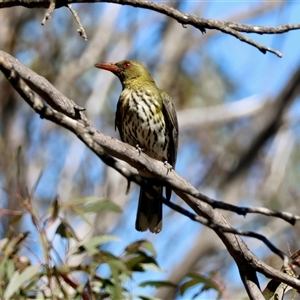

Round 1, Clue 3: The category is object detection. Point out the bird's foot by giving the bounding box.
[136,144,144,155]
[164,161,173,175]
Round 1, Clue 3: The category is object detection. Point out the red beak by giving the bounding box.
[94,62,119,73]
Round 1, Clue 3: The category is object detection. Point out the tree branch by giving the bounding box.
[1,0,300,56]
[67,3,87,40]
[2,51,300,296]
[6,28,290,226]
[162,199,289,264]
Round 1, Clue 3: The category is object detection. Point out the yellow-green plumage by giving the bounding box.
[95,60,178,233]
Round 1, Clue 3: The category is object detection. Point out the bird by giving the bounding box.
[95,60,178,233]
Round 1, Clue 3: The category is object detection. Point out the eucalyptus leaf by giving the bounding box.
[4,265,40,299]
[139,280,177,288]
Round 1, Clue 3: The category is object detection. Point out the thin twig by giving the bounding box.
[41,0,55,25]
[176,188,300,225]
[68,4,87,40]
[162,198,289,266]
[218,24,282,57]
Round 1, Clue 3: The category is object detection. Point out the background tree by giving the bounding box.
[1,1,300,299]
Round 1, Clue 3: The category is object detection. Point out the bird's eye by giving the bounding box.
[124,62,131,68]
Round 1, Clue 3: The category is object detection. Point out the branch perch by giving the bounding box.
[2,52,300,295]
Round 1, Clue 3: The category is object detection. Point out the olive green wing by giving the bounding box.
[161,91,177,163]
[161,90,178,201]
[115,97,125,142]
[161,90,178,168]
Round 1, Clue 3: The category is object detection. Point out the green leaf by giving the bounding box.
[140,241,157,257]
[125,240,157,257]
[180,278,201,296]
[55,219,78,240]
[71,206,92,226]
[126,253,159,272]
[101,278,114,289]
[35,291,45,299]
[180,272,221,296]
[4,265,40,299]
[263,279,294,300]
[55,266,71,274]
[139,280,177,289]
[0,238,9,251]
[6,259,15,279]
[82,200,122,214]
[0,256,8,281]
[109,264,122,299]
[85,235,120,248]
[138,296,162,300]
[3,232,29,254]
[74,235,120,255]
[107,257,130,275]
[48,196,60,225]
[140,263,161,272]
[66,196,104,206]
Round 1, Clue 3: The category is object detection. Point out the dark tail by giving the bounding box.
[135,186,163,233]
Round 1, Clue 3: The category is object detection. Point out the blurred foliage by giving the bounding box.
[0,198,222,299]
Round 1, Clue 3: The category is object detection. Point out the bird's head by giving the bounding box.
[95,60,155,87]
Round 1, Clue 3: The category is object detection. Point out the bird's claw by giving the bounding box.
[164,161,173,175]
[136,144,144,155]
